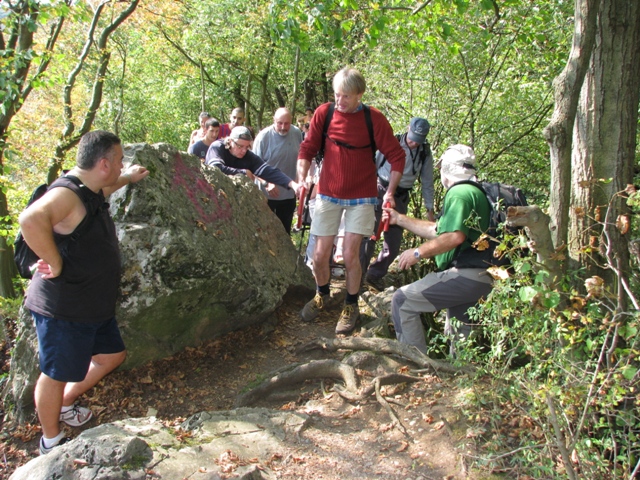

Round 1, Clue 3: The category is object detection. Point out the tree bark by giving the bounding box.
[542,0,601,266]
[570,0,640,306]
[0,1,69,298]
[47,0,139,181]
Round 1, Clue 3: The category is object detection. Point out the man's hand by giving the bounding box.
[32,258,63,279]
[383,191,396,209]
[123,164,149,183]
[265,183,279,197]
[397,248,420,271]
[382,205,401,226]
[292,181,305,199]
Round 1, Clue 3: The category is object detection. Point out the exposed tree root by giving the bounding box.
[236,337,474,435]
[333,373,422,402]
[298,336,475,375]
[335,373,422,436]
[234,359,359,407]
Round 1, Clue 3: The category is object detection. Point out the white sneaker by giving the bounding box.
[59,403,93,427]
[39,436,71,455]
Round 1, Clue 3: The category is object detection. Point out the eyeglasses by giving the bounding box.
[232,140,251,151]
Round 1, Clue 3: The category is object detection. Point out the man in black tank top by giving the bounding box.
[19,130,149,455]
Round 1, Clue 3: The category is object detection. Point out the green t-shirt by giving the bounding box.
[435,183,491,270]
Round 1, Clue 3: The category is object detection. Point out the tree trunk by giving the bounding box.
[570,0,640,307]
[47,0,139,180]
[543,0,600,269]
[0,1,69,298]
[291,46,300,115]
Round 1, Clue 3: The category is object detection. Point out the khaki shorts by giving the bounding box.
[310,198,375,237]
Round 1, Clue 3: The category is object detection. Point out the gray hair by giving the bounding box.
[332,67,366,95]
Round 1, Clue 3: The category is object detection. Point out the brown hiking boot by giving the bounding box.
[301,293,337,322]
[335,303,359,334]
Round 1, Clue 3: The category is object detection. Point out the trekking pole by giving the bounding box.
[293,185,309,275]
[370,201,390,241]
[296,185,307,230]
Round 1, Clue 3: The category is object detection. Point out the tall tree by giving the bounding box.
[0,0,72,298]
[48,0,139,182]
[544,0,640,304]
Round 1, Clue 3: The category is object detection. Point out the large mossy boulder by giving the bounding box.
[3,142,314,424]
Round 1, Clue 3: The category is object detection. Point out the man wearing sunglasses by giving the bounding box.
[205,126,300,194]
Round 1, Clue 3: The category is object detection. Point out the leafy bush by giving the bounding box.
[455,254,640,479]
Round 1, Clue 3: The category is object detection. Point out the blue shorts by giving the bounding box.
[32,312,126,383]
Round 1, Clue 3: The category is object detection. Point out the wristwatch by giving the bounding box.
[414,248,421,260]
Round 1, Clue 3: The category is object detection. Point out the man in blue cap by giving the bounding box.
[362,117,435,290]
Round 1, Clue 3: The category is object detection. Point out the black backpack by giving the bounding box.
[14,175,98,279]
[448,180,528,269]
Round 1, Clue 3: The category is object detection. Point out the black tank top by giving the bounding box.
[25,176,121,323]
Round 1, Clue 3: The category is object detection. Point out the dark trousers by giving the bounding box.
[360,182,411,280]
[268,197,297,235]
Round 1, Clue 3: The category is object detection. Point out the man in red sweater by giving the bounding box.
[296,67,405,334]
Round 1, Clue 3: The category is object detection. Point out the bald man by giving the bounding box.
[253,108,303,235]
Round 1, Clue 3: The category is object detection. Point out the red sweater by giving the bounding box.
[299,103,405,199]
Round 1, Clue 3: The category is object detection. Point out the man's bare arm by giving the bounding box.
[384,206,437,240]
[18,188,84,278]
[382,170,403,209]
[296,158,311,184]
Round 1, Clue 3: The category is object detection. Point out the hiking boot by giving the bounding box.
[39,436,71,455]
[335,303,359,334]
[301,293,327,322]
[59,403,92,427]
[365,275,385,292]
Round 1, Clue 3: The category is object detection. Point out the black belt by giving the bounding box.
[379,178,411,195]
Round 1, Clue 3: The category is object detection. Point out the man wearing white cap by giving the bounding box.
[384,144,494,356]
[205,126,299,193]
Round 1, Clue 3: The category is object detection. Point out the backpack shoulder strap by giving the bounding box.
[50,174,104,240]
[319,102,335,159]
[418,141,430,165]
[449,179,486,196]
[363,104,376,162]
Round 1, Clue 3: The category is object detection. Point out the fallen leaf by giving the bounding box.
[422,413,435,424]
[616,214,630,234]
[585,276,605,298]
[487,266,510,280]
[432,421,445,430]
[396,441,409,452]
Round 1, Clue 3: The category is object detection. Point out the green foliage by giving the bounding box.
[454,257,640,478]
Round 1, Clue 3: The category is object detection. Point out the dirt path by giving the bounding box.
[1,289,478,479]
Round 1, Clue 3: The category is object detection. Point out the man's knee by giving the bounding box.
[36,372,66,391]
[93,350,126,370]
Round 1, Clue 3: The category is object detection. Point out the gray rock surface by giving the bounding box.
[10,408,307,480]
[3,143,314,424]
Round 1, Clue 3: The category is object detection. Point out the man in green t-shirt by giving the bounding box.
[384,145,494,355]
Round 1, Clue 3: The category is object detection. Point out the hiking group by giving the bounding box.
[16,66,525,456]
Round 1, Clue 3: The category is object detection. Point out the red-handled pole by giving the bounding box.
[296,185,307,230]
[370,201,390,241]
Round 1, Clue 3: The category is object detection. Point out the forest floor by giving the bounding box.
[0,285,520,480]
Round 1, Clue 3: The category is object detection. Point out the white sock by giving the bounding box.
[42,431,65,449]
